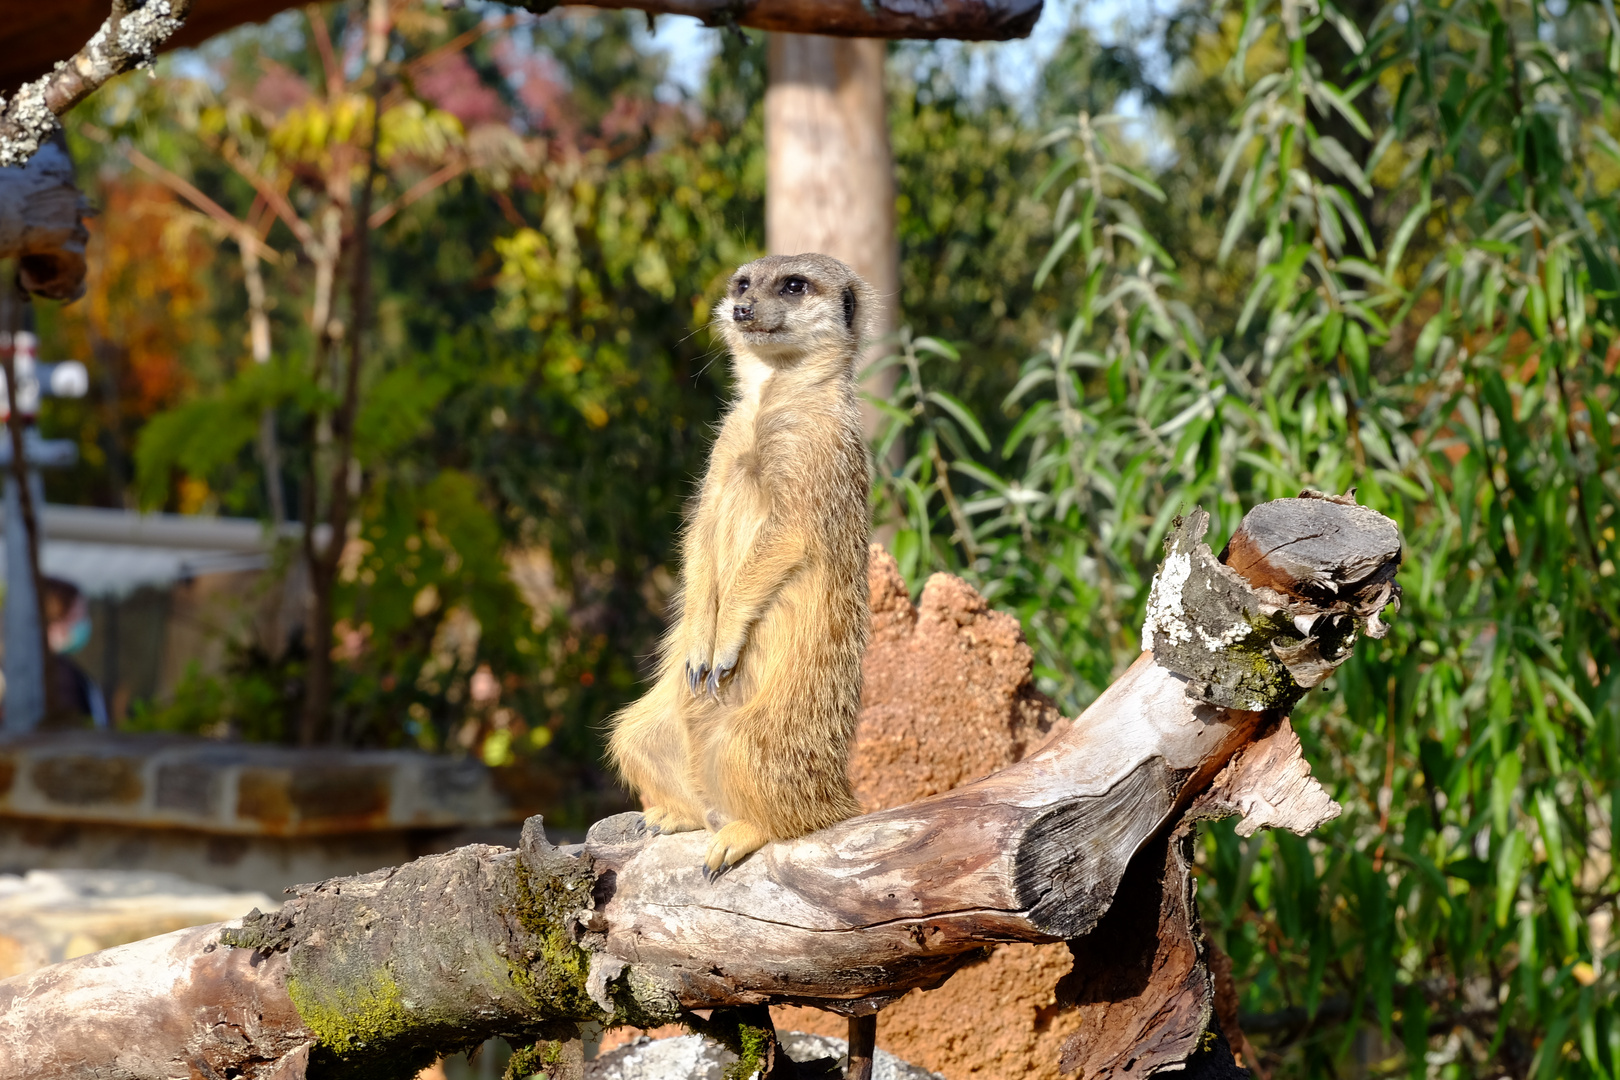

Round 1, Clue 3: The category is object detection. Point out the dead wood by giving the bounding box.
[0,136,91,300]
[0,494,1400,1080]
[0,0,194,169]
[524,2,1042,41]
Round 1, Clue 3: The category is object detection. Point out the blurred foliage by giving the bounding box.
[881,0,1620,1075]
[34,6,1105,766]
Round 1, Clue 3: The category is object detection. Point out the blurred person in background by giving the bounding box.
[43,577,108,730]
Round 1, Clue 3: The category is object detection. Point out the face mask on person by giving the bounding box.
[59,617,90,656]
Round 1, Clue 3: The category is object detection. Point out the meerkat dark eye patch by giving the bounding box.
[735,277,750,295]
[842,287,855,329]
[779,276,809,296]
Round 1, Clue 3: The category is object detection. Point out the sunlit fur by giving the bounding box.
[608,253,876,874]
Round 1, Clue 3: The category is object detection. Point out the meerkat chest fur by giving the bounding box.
[699,353,863,582]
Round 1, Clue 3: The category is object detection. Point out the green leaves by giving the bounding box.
[873,1,1620,1075]
[133,359,315,511]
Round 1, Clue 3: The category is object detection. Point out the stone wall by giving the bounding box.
[0,732,569,895]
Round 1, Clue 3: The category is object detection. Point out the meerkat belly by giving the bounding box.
[741,567,857,703]
[709,470,770,585]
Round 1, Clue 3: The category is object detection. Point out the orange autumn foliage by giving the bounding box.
[55,177,211,418]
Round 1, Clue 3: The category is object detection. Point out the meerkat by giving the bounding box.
[608,253,875,876]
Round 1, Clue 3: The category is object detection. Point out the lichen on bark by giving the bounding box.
[1142,497,1399,712]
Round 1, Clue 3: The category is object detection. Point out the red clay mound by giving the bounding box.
[850,544,1067,808]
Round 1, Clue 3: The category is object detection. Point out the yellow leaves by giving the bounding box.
[270,93,369,162]
[378,100,464,165]
[177,477,213,515]
[494,227,566,326]
[267,95,462,170]
[632,242,674,300]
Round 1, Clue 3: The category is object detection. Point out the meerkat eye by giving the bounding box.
[735,277,750,295]
[780,276,809,296]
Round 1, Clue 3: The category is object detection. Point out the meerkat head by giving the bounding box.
[714,253,879,371]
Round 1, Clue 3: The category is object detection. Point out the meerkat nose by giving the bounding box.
[733,303,755,322]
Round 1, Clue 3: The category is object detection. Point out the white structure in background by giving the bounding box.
[0,504,312,722]
[0,329,87,732]
[7,506,277,599]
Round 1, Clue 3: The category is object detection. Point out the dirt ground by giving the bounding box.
[599,547,1090,1080]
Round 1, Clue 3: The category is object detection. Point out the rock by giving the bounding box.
[851,546,1066,810]
[584,1032,940,1080]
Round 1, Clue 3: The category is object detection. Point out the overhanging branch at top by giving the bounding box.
[0,0,194,168]
[524,0,1045,40]
[0,0,1042,169]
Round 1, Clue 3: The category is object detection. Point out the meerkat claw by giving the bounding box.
[704,661,735,699]
[686,663,708,695]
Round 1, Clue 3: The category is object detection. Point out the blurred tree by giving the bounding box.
[44,8,767,778]
[119,2,491,743]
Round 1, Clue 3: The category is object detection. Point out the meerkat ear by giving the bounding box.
[842,286,856,330]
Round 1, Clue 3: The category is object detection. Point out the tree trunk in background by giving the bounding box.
[766,34,899,441]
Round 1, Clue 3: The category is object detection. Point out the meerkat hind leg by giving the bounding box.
[702,818,772,878]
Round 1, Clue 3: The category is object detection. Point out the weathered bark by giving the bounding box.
[0,493,1400,1080]
[534,1,1043,40]
[0,137,91,301]
[0,0,194,168]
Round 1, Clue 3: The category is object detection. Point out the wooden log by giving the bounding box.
[0,137,90,301]
[537,1,1044,41]
[0,495,1400,1080]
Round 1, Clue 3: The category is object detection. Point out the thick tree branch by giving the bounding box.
[0,493,1400,1080]
[0,0,194,168]
[555,0,1043,40]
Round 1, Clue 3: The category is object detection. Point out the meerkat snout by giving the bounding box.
[713,254,877,367]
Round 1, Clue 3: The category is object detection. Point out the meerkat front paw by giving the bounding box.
[702,819,771,880]
[703,638,743,696]
[682,605,718,696]
[684,657,710,695]
[683,634,716,696]
[643,806,703,836]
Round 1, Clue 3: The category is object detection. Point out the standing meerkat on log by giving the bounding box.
[609,253,876,876]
